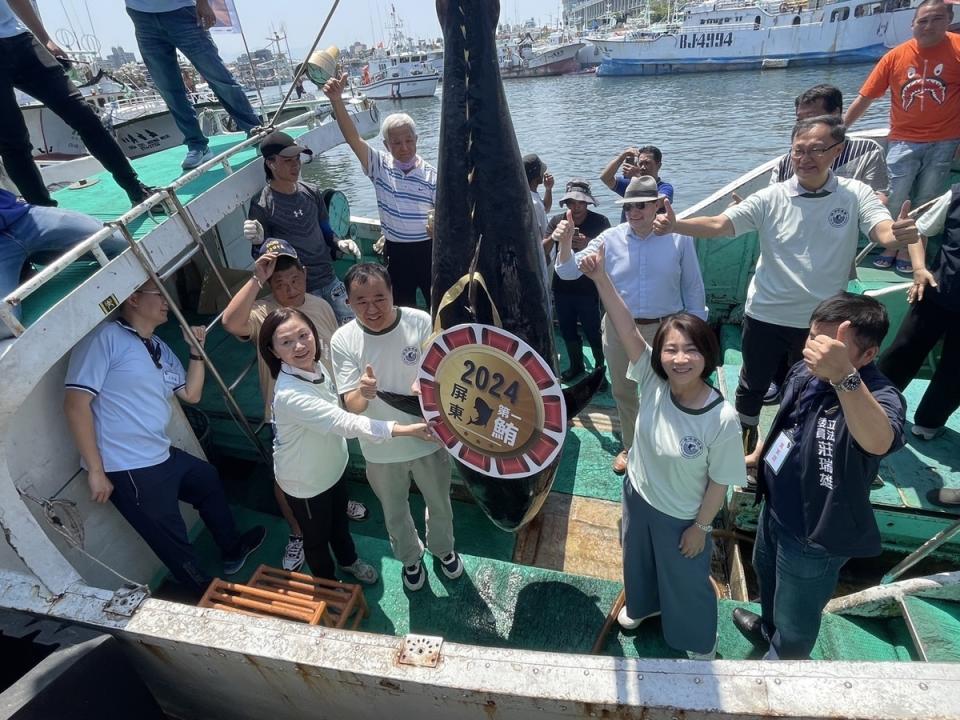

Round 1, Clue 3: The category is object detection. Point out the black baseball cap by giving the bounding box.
[260,131,313,159]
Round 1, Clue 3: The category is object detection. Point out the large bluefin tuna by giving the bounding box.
[429,0,601,531]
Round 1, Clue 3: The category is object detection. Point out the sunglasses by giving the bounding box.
[623,201,656,210]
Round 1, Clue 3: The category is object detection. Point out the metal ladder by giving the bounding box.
[110,187,270,463]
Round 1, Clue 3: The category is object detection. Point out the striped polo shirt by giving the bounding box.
[365,148,436,244]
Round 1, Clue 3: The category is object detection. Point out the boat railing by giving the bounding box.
[1,107,338,459]
[0,107,319,338]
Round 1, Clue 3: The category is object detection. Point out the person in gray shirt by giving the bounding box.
[244,131,361,324]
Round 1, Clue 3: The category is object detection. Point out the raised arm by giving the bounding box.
[223,253,275,338]
[175,326,207,404]
[803,322,895,456]
[600,147,637,191]
[580,244,648,364]
[322,72,371,173]
[653,199,734,238]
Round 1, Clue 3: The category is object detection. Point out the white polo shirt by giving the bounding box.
[65,320,186,473]
[365,148,436,244]
[330,308,435,463]
[723,172,890,329]
[272,362,393,498]
[625,350,746,520]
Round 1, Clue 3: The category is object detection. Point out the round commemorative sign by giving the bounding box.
[418,323,567,479]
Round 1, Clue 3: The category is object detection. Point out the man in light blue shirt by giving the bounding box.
[124,0,260,169]
[556,175,707,474]
[64,280,265,594]
[0,0,153,206]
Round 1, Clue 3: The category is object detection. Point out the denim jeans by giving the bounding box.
[1,206,127,339]
[752,504,848,660]
[886,139,960,214]
[127,7,260,152]
[310,277,355,325]
[0,32,142,206]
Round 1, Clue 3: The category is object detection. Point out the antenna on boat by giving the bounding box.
[267,0,342,128]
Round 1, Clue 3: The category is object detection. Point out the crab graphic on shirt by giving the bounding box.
[900,63,947,110]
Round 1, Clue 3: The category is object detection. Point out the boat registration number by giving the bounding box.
[679,32,734,49]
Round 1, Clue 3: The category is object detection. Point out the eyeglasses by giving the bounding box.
[137,289,164,297]
[789,141,842,159]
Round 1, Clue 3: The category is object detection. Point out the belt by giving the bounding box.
[633,317,663,325]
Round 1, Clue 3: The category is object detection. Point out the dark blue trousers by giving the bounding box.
[107,447,239,592]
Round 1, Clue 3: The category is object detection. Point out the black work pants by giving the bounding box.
[0,33,140,205]
[736,315,808,426]
[555,287,604,370]
[284,478,357,581]
[878,298,960,429]
[385,239,432,308]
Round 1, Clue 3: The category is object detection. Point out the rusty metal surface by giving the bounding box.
[397,634,443,668]
[110,598,960,720]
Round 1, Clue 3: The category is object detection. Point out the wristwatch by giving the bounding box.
[694,521,713,533]
[830,370,862,393]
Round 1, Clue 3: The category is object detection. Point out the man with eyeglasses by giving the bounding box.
[244,131,361,325]
[843,0,960,272]
[556,176,707,475]
[654,116,918,458]
[64,280,266,596]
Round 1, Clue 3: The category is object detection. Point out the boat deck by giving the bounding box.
[36,134,960,664]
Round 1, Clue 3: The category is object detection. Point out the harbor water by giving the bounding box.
[299,64,892,225]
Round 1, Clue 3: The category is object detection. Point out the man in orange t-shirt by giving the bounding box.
[845,0,959,271]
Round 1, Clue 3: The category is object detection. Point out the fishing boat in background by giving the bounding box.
[499,31,586,78]
[353,7,440,99]
[2,89,960,715]
[593,0,920,76]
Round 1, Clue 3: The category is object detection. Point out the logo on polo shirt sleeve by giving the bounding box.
[828,207,849,228]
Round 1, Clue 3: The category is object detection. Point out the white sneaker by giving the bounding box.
[617,606,661,630]
[181,147,213,170]
[911,424,944,441]
[346,499,369,521]
[282,534,304,572]
[341,558,379,584]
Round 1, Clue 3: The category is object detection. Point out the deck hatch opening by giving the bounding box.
[398,634,443,668]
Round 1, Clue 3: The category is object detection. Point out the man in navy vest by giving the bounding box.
[733,292,906,660]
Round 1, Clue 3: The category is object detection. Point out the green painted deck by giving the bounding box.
[26,131,959,664]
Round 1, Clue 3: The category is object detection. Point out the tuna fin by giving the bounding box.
[376,391,423,418]
[562,367,604,419]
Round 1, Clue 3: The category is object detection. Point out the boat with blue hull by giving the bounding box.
[592,0,919,76]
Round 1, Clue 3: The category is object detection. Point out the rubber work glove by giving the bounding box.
[337,238,362,259]
[244,219,264,245]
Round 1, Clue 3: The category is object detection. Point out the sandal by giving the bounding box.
[872,254,896,269]
[894,258,913,275]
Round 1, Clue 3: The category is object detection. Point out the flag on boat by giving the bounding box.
[207,0,241,34]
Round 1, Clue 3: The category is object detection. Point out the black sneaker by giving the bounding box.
[126,183,167,216]
[223,525,266,575]
[762,382,781,406]
[439,551,464,580]
[402,558,426,591]
[346,499,369,521]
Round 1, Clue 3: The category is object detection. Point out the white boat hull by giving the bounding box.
[593,2,916,75]
[21,101,224,160]
[358,74,438,99]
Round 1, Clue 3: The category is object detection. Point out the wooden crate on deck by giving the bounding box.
[249,564,368,630]
[198,578,328,625]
